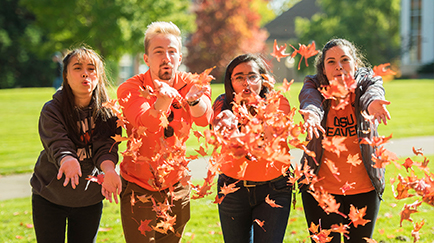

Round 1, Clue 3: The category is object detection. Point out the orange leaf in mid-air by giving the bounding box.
[348,205,371,228]
[265,194,283,208]
[399,200,422,226]
[330,223,349,235]
[254,219,266,232]
[340,181,356,195]
[323,159,341,182]
[322,136,348,157]
[138,219,153,236]
[290,41,319,70]
[195,146,208,157]
[363,238,378,243]
[412,147,424,156]
[372,63,396,77]
[86,174,104,185]
[411,220,425,243]
[111,134,130,143]
[280,78,294,93]
[220,182,240,196]
[270,39,290,62]
[347,154,362,173]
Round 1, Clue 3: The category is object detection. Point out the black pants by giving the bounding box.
[302,190,380,243]
[32,193,103,243]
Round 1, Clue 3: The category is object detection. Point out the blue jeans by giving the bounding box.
[32,193,102,243]
[301,190,381,243]
[217,174,293,243]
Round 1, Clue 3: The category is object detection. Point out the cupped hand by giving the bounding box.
[299,109,325,140]
[57,156,82,189]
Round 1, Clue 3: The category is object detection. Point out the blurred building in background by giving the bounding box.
[400,0,434,77]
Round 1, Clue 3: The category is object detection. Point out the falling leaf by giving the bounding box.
[399,200,422,226]
[280,78,294,93]
[220,182,240,196]
[86,174,105,185]
[265,194,283,208]
[254,219,266,232]
[348,205,371,228]
[270,39,290,62]
[372,63,396,77]
[289,41,319,70]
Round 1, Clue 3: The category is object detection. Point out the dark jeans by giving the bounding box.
[301,190,381,243]
[218,174,293,243]
[32,193,103,243]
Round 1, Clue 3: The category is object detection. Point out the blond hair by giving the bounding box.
[144,21,182,54]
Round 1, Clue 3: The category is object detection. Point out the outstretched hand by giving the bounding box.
[299,109,325,140]
[367,99,391,125]
[57,156,82,189]
[186,84,208,102]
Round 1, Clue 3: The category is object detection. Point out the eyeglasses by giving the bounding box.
[231,73,261,84]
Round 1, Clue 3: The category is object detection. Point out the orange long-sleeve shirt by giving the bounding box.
[213,93,291,182]
[117,71,213,191]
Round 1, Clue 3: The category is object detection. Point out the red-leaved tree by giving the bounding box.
[185,0,269,82]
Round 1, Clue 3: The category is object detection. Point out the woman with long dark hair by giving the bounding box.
[31,47,121,243]
[212,54,293,243]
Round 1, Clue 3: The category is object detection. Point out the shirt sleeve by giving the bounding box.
[117,75,163,133]
[299,75,324,120]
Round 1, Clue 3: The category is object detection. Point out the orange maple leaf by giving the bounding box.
[322,137,348,157]
[348,205,371,228]
[340,181,356,195]
[323,158,341,182]
[330,223,349,235]
[347,153,362,173]
[363,237,378,243]
[270,39,290,62]
[194,146,208,157]
[86,174,104,185]
[290,41,319,70]
[412,147,424,156]
[111,134,129,143]
[138,219,153,236]
[399,200,422,226]
[411,220,425,243]
[265,194,283,208]
[280,78,294,93]
[372,63,396,77]
[254,219,266,232]
[220,182,240,196]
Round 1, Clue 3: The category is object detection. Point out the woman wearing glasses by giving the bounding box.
[212,54,293,243]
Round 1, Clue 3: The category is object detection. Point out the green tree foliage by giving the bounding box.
[0,0,54,88]
[20,0,195,61]
[185,0,269,82]
[0,0,194,88]
[294,0,400,73]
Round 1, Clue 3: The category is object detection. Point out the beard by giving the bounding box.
[158,69,174,81]
[158,61,175,81]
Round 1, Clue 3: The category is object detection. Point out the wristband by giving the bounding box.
[187,99,200,107]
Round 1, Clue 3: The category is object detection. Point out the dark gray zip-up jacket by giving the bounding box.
[299,68,386,200]
[31,90,120,207]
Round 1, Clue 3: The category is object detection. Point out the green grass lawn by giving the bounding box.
[1,155,433,242]
[1,79,432,175]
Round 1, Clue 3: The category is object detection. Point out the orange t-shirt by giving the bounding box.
[314,94,374,195]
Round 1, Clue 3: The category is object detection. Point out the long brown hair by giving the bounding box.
[61,46,115,145]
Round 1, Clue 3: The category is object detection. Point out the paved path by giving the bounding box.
[1,136,433,201]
